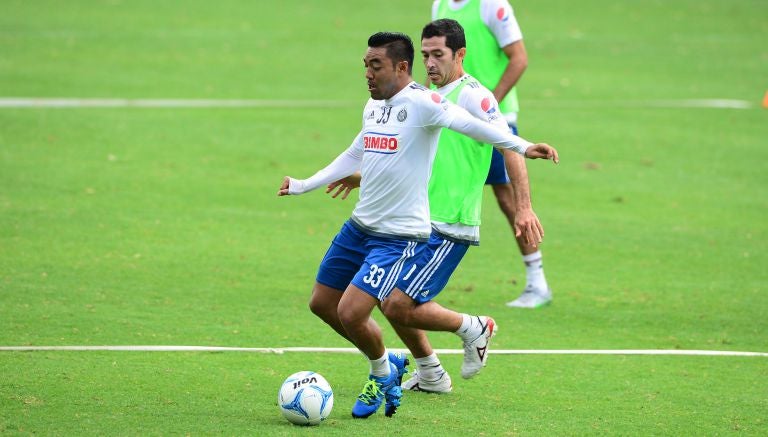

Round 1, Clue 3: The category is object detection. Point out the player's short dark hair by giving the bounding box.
[367,31,414,74]
[421,19,466,55]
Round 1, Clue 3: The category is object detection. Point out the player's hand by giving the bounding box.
[513,208,544,247]
[524,143,559,164]
[277,176,292,196]
[326,173,361,200]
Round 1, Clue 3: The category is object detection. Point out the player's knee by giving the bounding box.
[307,297,322,317]
[336,304,358,330]
[381,297,410,325]
[380,298,397,321]
[308,294,334,322]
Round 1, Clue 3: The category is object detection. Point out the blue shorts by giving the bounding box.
[484,123,519,185]
[316,220,428,301]
[394,231,470,304]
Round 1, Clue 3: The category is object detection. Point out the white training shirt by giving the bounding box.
[351,83,456,240]
[288,81,532,241]
[431,0,523,48]
[432,74,508,244]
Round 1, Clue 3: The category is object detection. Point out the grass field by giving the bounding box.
[2,0,767,435]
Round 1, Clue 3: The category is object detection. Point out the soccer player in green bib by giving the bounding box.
[326,19,551,392]
[434,0,553,308]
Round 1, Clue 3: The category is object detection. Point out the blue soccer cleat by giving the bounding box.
[388,351,410,385]
[351,361,404,419]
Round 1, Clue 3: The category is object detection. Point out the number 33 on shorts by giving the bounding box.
[363,264,385,288]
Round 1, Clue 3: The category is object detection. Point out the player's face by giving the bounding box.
[421,36,464,88]
[364,47,402,100]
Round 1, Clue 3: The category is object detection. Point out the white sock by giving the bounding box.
[415,353,444,380]
[369,351,391,378]
[523,250,548,290]
[454,314,480,342]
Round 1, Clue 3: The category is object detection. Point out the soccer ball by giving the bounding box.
[277,371,334,426]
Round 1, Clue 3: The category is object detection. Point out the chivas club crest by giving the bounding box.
[397,108,408,122]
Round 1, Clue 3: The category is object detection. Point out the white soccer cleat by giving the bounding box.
[461,316,498,379]
[401,370,452,393]
[506,285,552,308]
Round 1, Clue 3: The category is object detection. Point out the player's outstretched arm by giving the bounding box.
[276,145,362,197]
[446,107,559,163]
[524,143,559,164]
[326,172,362,200]
[277,176,294,196]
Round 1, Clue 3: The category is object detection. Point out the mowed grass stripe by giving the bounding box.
[1,346,766,357]
[0,97,757,109]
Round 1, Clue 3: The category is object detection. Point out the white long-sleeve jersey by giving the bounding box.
[288,81,532,241]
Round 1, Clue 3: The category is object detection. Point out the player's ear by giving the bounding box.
[456,47,467,61]
[396,60,409,74]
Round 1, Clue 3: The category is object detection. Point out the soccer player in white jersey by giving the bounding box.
[277,31,558,418]
[326,19,546,393]
[434,0,554,308]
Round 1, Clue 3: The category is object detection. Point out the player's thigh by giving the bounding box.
[350,238,427,302]
[316,220,368,291]
[395,234,470,304]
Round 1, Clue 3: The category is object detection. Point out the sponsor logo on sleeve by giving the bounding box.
[481,97,500,121]
[496,7,509,22]
[481,97,497,114]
